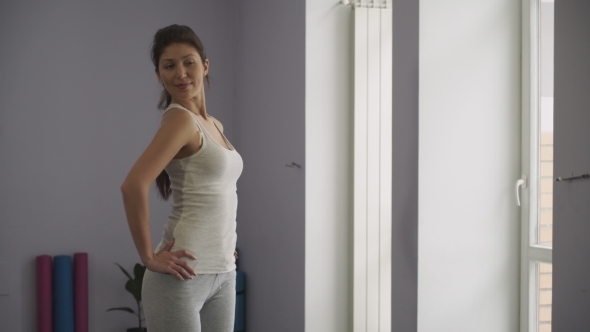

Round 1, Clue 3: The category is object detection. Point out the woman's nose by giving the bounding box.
[176,66,187,79]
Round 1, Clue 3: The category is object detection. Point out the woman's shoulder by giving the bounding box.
[160,107,199,129]
[162,105,194,119]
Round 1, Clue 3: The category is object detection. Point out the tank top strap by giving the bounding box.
[163,103,205,132]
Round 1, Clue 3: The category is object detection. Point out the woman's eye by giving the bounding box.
[186,61,195,66]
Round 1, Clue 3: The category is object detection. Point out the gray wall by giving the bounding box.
[553,1,590,330]
[0,1,237,330]
[234,1,306,331]
[392,0,419,331]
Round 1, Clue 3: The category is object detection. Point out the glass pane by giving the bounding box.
[538,0,554,247]
[537,262,553,332]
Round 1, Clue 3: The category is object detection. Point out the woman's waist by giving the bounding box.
[162,217,236,238]
[166,209,237,224]
[169,195,237,212]
[157,220,236,251]
[171,234,237,250]
[169,188,237,200]
[167,227,237,256]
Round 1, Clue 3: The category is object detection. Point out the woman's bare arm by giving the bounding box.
[121,109,199,280]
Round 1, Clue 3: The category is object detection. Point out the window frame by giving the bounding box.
[520,0,553,331]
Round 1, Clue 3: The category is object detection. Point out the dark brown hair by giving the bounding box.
[150,24,209,200]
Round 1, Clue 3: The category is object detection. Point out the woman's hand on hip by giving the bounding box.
[145,238,197,280]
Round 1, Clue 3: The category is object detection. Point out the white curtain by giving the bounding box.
[353,3,392,332]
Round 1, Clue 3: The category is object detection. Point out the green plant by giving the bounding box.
[106,263,146,329]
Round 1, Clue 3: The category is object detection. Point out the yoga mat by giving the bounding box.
[236,270,245,293]
[234,271,245,332]
[53,255,75,332]
[36,255,52,332]
[235,293,245,332]
[73,253,88,332]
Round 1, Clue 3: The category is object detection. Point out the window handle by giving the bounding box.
[516,175,527,206]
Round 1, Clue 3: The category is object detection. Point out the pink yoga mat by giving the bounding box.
[73,253,88,332]
[36,255,52,332]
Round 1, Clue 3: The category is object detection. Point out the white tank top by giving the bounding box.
[154,103,243,274]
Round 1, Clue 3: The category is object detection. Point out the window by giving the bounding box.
[521,0,554,331]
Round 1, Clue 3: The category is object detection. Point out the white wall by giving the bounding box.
[305,1,353,331]
[419,0,521,331]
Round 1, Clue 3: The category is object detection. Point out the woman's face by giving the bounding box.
[157,43,209,102]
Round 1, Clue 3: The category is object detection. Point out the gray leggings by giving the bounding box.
[142,269,236,332]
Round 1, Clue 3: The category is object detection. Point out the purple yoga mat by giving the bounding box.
[36,255,52,332]
[73,253,88,332]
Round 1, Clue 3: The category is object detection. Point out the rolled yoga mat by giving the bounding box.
[73,253,88,332]
[234,271,245,332]
[53,255,75,332]
[235,293,245,332]
[36,255,52,332]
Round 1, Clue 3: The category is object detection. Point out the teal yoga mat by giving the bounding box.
[234,271,245,332]
[53,255,75,332]
[235,293,245,331]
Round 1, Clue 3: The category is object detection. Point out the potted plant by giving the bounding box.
[107,263,147,332]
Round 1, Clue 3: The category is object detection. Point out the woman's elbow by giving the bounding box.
[121,174,151,198]
[120,177,132,194]
[120,177,141,196]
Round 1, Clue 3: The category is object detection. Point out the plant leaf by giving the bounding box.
[106,307,136,314]
[134,263,146,280]
[115,263,133,280]
[133,264,146,301]
[125,279,142,303]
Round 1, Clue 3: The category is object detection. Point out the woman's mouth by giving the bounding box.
[175,83,191,90]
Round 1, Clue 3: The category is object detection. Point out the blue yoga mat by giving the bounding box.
[236,270,245,293]
[234,271,245,332]
[53,255,75,332]
[235,293,245,332]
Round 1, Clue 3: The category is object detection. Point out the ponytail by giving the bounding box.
[156,169,172,200]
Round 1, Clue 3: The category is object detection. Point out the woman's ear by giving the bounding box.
[203,59,210,76]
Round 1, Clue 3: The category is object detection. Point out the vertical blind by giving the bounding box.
[352,1,392,332]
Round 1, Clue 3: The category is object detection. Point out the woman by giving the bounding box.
[121,24,242,331]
